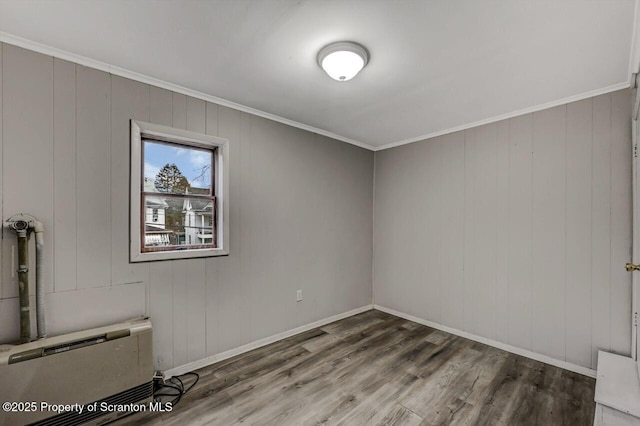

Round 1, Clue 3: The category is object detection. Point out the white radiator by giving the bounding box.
[0,318,153,426]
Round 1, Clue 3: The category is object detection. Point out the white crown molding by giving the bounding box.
[374,81,631,151]
[374,304,597,378]
[0,31,376,151]
[0,31,632,153]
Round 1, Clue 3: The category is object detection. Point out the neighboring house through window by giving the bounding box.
[130,120,229,262]
[144,177,171,247]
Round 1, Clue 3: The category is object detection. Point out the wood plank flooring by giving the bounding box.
[120,310,595,425]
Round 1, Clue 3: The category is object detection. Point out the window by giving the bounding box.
[130,120,229,262]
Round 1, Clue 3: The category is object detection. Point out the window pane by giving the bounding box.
[143,140,212,195]
[143,195,215,250]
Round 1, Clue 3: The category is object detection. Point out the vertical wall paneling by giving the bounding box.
[384,142,424,319]
[293,133,325,327]
[0,41,631,374]
[186,259,206,363]
[185,97,207,363]
[53,59,77,292]
[215,106,244,353]
[76,66,111,288]
[172,257,188,368]
[170,92,188,367]
[565,99,593,367]
[172,93,187,130]
[45,283,146,336]
[423,138,442,323]
[463,130,476,332]
[495,121,510,343]
[470,124,498,340]
[149,86,173,127]
[186,97,206,134]
[592,93,613,365]
[0,300,19,343]
[374,147,417,315]
[205,102,219,136]
[148,86,174,370]
[243,116,291,342]
[389,141,434,320]
[0,43,4,299]
[371,150,396,311]
[0,45,374,375]
[110,76,150,286]
[2,45,54,300]
[374,90,633,370]
[329,138,373,317]
[532,106,567,361]
[204,101,219,357]
[149,261,174,370]
[610,90,632,355]
[205,252,219,357]
[439,132,465,330]
[507,114,533,351]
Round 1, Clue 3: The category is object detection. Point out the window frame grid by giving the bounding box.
[130,120,229,262]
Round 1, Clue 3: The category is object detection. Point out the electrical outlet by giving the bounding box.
[296,289,302,302]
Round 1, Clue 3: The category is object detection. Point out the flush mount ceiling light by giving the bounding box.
[317,41,369,82]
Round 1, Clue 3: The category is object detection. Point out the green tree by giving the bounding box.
[155,163,190,193]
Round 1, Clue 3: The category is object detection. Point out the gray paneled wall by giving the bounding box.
[373,90,632,370]
[0,41,633,375]
[0,43,374,371]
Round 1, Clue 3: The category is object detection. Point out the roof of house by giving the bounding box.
[144,177,170,208]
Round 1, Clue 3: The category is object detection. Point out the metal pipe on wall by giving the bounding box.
[11,220,31,344]
[5,214,47,342]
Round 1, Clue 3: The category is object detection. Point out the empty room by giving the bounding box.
[0,1,639,425]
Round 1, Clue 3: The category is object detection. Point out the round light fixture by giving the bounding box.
[317,41,369,82]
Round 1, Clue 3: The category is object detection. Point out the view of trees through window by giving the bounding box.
[142,140,216,251]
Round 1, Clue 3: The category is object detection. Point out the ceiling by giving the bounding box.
[0,0,635,150]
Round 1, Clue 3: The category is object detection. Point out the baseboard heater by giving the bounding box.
[0,318,153,426]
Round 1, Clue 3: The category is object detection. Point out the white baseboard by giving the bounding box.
[374,304,597,378]
[164,304,374,378]
[166,303,596,380]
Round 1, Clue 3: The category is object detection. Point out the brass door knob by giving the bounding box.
[626,263,640,271]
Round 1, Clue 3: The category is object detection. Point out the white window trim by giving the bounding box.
[130,120,230,262]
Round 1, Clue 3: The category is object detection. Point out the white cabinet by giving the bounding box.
[594,351,640,426]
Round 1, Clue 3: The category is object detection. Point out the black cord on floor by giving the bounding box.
[154,372,200,407]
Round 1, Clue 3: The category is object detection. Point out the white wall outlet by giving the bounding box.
[296,289,302,302]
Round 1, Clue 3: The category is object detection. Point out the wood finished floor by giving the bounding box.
[120,310,595,425]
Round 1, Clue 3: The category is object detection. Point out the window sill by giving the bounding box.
[130,247,229,263]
